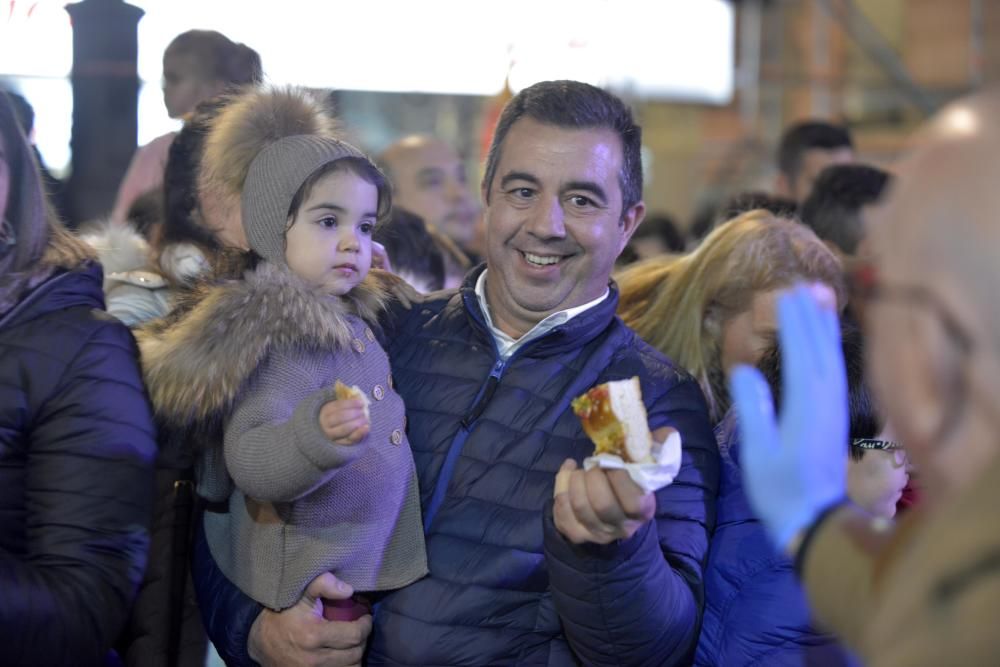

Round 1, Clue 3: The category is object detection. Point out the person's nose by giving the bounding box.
[525,196,566,240]
[337,226,360,253]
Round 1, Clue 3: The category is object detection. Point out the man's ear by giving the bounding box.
[618,200,646,253]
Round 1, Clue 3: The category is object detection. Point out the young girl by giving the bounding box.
[138,117,427,614]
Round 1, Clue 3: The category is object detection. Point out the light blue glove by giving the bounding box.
[729,285,849,551]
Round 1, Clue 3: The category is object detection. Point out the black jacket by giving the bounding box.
[0,264,157,666]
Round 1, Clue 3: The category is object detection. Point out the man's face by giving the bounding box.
[482,118,644,336]
[865,158,953,493]
[792,146,854,202]
[387,139,479,249]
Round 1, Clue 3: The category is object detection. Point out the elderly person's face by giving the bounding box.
[865,96,1000,501]
[481,117,644,336]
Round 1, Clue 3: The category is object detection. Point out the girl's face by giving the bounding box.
[162,52,223,119]
[847,425,911,519]
[285,169,377,295]
[718,282,836,371]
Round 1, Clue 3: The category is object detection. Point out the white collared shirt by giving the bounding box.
[474,269,610,361]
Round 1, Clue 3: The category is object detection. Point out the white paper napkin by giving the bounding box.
[583,429,683,493]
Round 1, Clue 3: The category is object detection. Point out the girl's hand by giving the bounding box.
[319,398,370,445]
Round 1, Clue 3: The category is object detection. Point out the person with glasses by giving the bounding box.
[759,324,910,521]
[696,324,897,667]
[730,90,1000,666]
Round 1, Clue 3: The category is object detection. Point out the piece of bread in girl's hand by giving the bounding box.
[571,377,654,464]
[334,380,370,421]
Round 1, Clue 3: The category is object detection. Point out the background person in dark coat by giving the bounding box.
[0,90,158,666]
[192,80,720,667]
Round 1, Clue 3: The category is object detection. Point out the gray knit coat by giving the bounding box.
[137,263,427,609]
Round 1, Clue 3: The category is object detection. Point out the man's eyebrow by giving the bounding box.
[562,180,608,206]
[499,171,541,189]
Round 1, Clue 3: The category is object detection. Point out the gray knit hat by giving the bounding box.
[242,134,369,265]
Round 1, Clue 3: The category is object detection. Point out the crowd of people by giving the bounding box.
[2,26,999,667]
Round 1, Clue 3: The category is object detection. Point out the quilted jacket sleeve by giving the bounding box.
[0,319,157,666]
[543,372,719,667]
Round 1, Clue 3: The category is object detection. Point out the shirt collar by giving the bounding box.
[474,269,610,360]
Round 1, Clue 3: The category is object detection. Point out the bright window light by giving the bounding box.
[2,0,734,168]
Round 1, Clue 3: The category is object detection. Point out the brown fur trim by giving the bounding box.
[136,263,385,431]
[200,86,340,200]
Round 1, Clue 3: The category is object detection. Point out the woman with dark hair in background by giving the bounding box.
[111,29,262,224]
[83,97,231,327]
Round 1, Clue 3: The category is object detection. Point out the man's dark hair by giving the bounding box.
[777,121,853,181]
[373,208,446,292]
[688,192,798,246]
[482,80,642,219]
[758,322,881,460]
[800,164,891,255]
[720,191,799,223]
[632,212,685,254]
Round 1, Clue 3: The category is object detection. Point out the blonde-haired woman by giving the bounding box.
[617,210,860,666]
[617,209,845,424]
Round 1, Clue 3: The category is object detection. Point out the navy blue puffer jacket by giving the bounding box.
[196,268,719,666]
[695,415,857,667]
[0,264,157,666]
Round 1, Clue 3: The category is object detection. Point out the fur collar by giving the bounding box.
[78,220,150,277]
[137,262,385,431]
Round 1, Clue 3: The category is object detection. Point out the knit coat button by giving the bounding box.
[391,429,403,445]
[365,327,376,342]
[351,339,365,354]
[373,385,384,401]
[387,373,394,389]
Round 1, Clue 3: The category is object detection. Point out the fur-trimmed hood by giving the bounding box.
[136,262,385,432]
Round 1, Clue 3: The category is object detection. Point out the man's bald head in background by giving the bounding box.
[379,135,480,252]
[867,89,1000,502]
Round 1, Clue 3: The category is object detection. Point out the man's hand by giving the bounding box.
[319,398,370,445]
[248,572,372,667]
[552,460,655,544]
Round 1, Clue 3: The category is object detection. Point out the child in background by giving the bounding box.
[138,91,427,616]
[112,30,261,223]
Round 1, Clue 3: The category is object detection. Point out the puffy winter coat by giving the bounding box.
[0,263,157,666]
[196,267,720,666]
[695,415,857,667]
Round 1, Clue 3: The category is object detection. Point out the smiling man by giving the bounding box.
[194,80,718,667]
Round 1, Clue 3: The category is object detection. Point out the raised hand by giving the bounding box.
[729,285,849,552]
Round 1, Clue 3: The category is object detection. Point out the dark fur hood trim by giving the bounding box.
[136,262,385,430]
